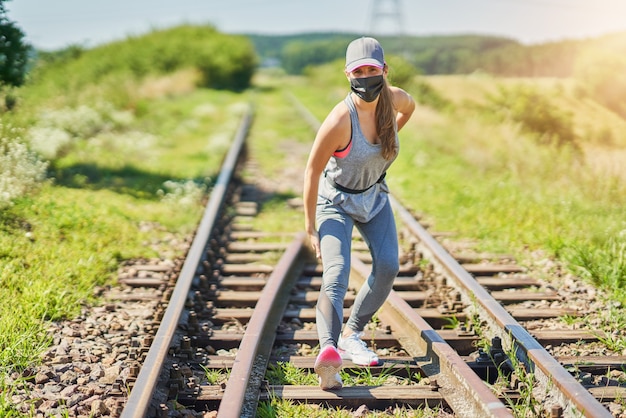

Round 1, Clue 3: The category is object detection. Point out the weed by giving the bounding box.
[257,393,447,417]
[567,233,626,303]
[200,364,229,385]
[343,363,407,387]
[442,316,460,330]
[500,347,542,416]
[265,362,317,386]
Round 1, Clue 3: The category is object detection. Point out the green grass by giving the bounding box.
[266,362,318,386]
[200,365,230,385]
[248,73,315,181]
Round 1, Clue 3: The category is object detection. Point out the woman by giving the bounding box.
[303,36,415,390]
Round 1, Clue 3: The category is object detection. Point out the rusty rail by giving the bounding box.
[389,194,612,418]
[120,106,253,418]
[217,232,309,418]
[350,256,513,418]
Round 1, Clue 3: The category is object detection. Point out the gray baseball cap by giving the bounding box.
[345,37,385,72]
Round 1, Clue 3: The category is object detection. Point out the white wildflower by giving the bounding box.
[0,137,48,208]
[27,126,73,159]
[158,180,206,207]
[38,105,105,138]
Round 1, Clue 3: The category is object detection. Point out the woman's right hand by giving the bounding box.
[308,230,321,260]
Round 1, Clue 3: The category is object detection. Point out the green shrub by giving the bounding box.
[26,103,134,159]
[281,39,346,75]
[487,84,578,149]
[28,25,258,98]
[195,35,258,91]
[0,1,30,88]
[386,54,419,91]
[411,78,452,111]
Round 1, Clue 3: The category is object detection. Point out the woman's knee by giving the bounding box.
[321,267,349,299]
[376,257,399,281]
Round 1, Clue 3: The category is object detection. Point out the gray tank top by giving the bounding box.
[318,94,399,223]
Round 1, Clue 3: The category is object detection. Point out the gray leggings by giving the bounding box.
[316,197,399,349]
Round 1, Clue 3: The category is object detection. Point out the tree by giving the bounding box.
[0,0,30,87]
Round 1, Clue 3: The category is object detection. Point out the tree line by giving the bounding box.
[249,32,587,77]
[248,31,626,118]
[2,5,625,120]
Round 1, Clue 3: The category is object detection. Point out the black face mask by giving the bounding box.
[350,75,384,102]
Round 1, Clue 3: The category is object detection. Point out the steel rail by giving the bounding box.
[217,232,309,418]
[389,194,612,418]
[121,106,254,418]
[350,256,513,418]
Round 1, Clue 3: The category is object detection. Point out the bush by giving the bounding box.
[411,78,452,111]
[195,35,258,91]
[0,127,48,208]
[281,39,347,75]
[29,25,258,97]
[386,54,419,91]
[487,85,578,149]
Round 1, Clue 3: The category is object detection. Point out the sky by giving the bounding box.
[7,0,626,51]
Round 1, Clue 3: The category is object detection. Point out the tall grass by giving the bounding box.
[568,234,626,290]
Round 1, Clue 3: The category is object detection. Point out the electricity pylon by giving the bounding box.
[368,0,406,36]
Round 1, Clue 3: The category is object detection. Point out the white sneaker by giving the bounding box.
[314,345,343,390]
[338,332,380,366]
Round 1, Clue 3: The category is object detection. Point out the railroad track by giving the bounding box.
[13,92,625,417]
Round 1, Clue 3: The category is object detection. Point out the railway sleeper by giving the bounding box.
[173,384,447,411]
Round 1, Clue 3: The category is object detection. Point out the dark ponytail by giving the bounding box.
[376,76,397,160]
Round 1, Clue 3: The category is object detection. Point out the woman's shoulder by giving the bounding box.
[315,100,352,150]
[389,85,411,101]
[323,100,352,129]
[389,86,415,112]
[331,98,351,116]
